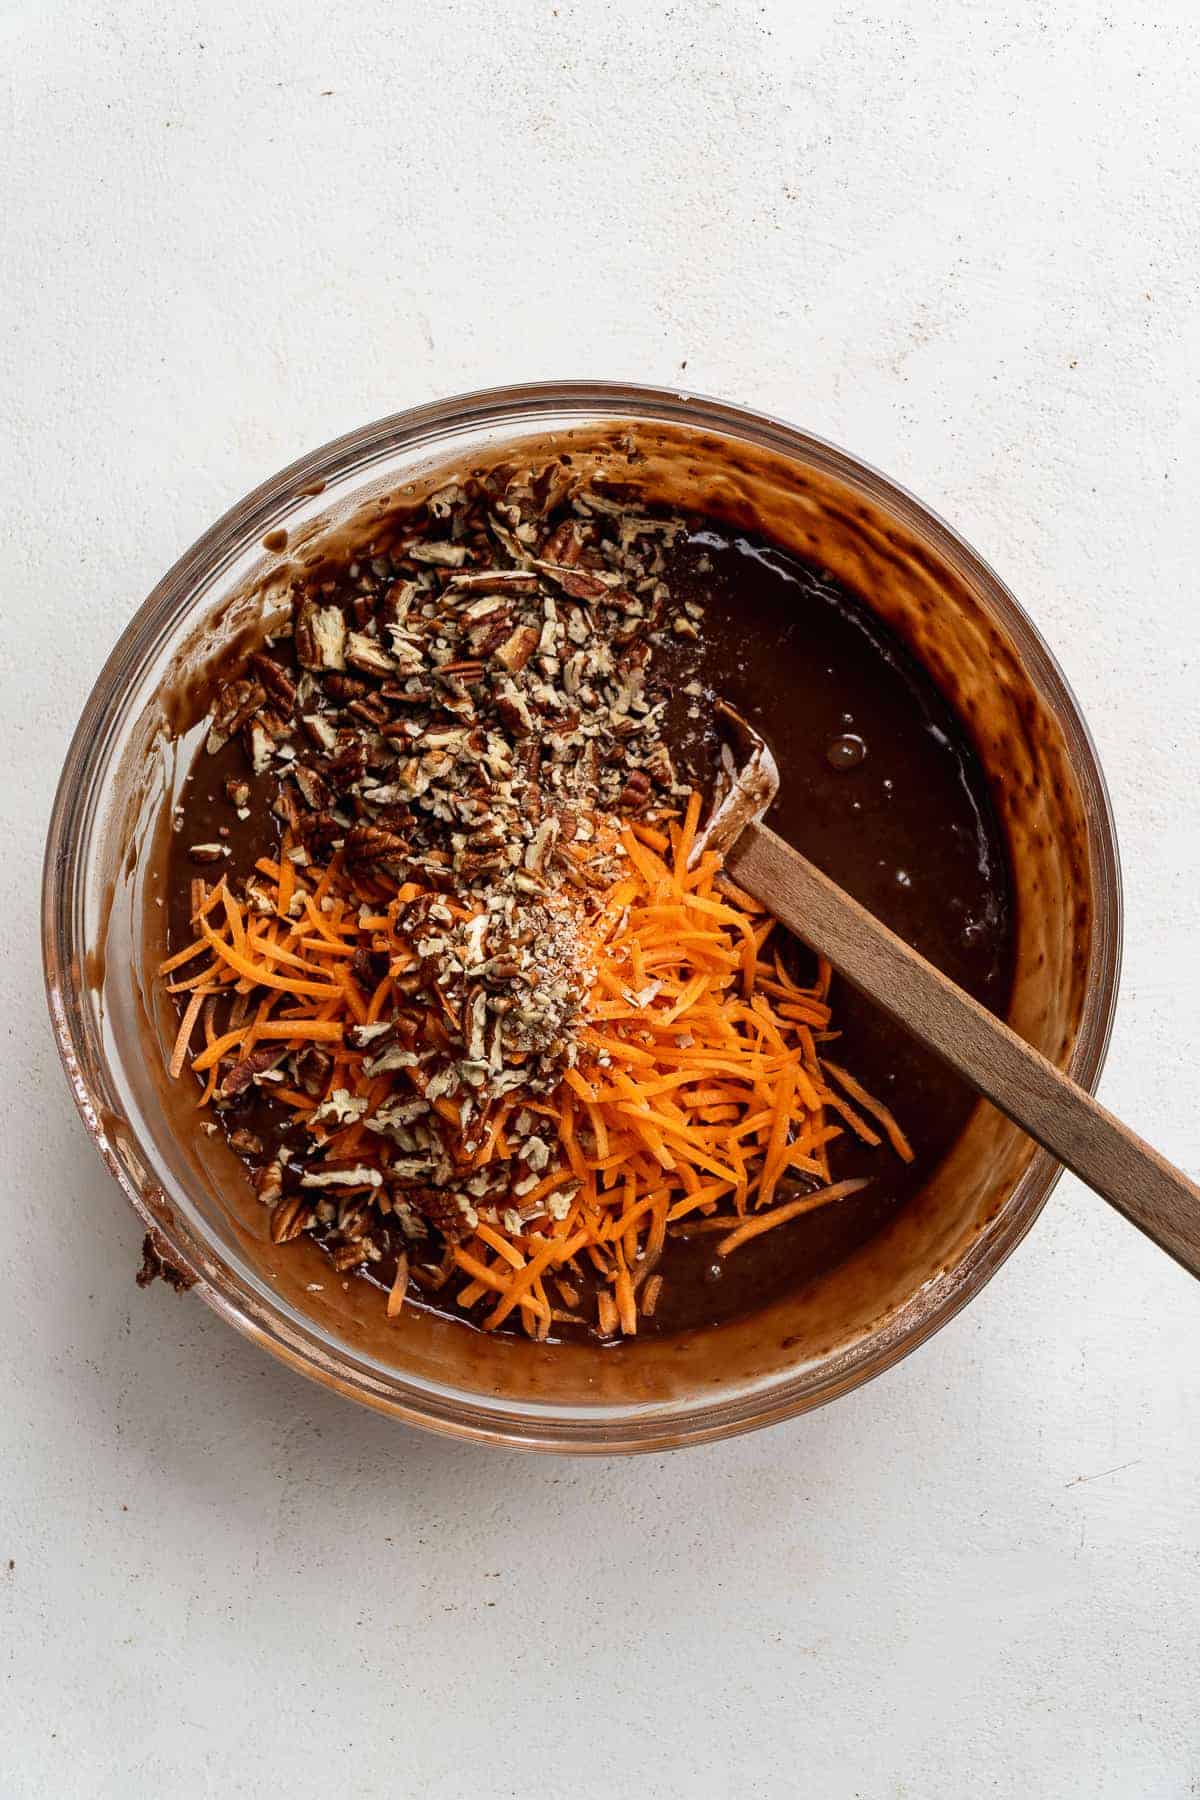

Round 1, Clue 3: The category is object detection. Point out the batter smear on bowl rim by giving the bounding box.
[162,459,1013,1340]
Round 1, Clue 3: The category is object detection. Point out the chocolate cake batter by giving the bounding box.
[166,513,1013,1339]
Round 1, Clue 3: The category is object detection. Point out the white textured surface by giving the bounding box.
[3,2,1199,1795]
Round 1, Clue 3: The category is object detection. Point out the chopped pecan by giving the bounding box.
[571,741,599,794]
[380,578,418,626]
[466,817,507,851]
[539,563,610,602]
[494,677,534,736]
[249,653,299,712]
[244,717,275,775]
[408,539,469,568]
[516,737,543,781]
[520,780,543,827]
[493,625,540,673]
[295,1045,334,1098]
[302,712,340,753]
[298,810,342,858]
[348,693,392,728]
[221,1046,286,1099]
[322,672,370,702]
[345,631,397,677]
[336,1201,369,1242]
[344,823,410,870]
[206,678,265,753]
[177,465,711,1321]
[539,519,584,565]
[325,740,369,794]
[456,848,507,881]
[345,1026,395,1061]
[448,567,540,593]
[642,741,674,788]
[351,945,383,989]
[370,802,417,841]
[408,1243,457,1291]
[524,817,559,874]
[292,762,333,811]
[272,786,303,833]
[254,1161,284,1206]
[257,704,294,739]
[294,599,347,671]
[270,1196,312,1244]
[332,1240,371,1270]
[534,460,574,516]
[405,1186,471,1243]
[436,658,485,684]
[618,769,653,812]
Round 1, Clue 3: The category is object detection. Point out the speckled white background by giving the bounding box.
[3,2,1199,1795]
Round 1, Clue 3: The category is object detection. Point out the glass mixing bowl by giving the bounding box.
[42,383,1121,1452]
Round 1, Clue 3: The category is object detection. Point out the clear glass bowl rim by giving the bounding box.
[41,380,1123,1453]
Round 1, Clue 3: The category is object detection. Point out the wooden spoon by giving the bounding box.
[694,703,1200,1281]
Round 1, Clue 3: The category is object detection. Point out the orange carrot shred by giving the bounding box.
[716,1179,870,1256]
[169,989,207,1080]
[821,1059,916,1162]
[386,1251,409,1318]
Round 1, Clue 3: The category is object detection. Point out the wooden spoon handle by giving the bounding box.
[731,820,1200,1281]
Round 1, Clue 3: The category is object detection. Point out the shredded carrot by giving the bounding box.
[821,1059,915,1162]
[169,988,208,1079]
[158,939,210,978]
[631,820,672,855]
[613,1254,637,1335]
[674,789,703,882]
[474,1223,526,1270]
[200,923,342,998]
[386,1251,409,1318]
[275,845,296,921]
[484,1232,584,1330]
[252,1019,345,1044]
[715,1179,869,1255]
